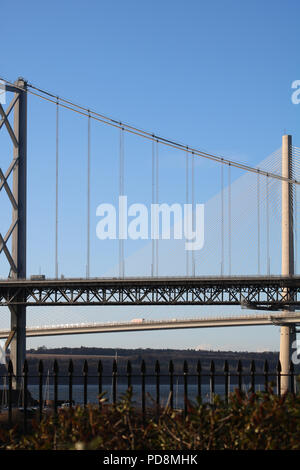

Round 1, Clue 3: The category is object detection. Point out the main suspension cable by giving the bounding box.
[2,77,299,187]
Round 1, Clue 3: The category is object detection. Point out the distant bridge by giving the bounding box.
[0,312,299,338]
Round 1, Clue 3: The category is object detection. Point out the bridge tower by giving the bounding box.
[0,78,27,387]
[279,134,295,393]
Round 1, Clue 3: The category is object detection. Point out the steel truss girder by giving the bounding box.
[0,277,299,310]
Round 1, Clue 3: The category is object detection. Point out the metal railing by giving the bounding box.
[0,358,298,430]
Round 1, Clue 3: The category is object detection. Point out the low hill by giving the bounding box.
[20,346,287,385]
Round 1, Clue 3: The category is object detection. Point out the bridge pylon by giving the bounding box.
[279,134,295,394]
[0,78,27,388]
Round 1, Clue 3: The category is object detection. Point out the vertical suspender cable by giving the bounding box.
[186,149,189,276]
[155,140,159,276]
[228,164,231,275]
[266,176,270,275]
[257,172,260,274]
[295,182,298,274]
[55,98,59,278]
[86,111,91,278]
[221,163,224,276]
[151,139,155,277]
[192,152,195,276]
[119,128,125,277]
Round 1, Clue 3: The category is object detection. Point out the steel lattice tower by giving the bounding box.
[0,78,27,387]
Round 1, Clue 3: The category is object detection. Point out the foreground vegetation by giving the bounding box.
[1,389,300,450]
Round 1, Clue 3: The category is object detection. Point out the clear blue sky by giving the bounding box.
[1,0,300,352]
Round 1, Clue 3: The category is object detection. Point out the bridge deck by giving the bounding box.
[0,276,300,309]
[0,312,299,338]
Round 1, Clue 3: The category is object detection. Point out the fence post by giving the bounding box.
[250,360,255,394]
[38,360,44,422]
[264,360,269,393]
[169,360,174,410]
[112,359,117,406]
[98,360,103,409]
[141,360,146,425]
[277,360,282,397]
[224,360,229,403]
[8,360,13,426]
[53,359,59,417]
[210,360,215,404]
[197,360,202,402]
[183,360,188,418]
[237,360,242,392]
[83,360,88,408]
[155,360,160,420]
[23,360,28,432]
[68,359,73,408]
[127,360,132,390]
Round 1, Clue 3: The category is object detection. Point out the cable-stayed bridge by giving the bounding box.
[0,76,300,392]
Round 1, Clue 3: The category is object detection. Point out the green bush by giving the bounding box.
[1,389,300,450]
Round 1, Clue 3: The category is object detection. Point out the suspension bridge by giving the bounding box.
[0,77,300,393]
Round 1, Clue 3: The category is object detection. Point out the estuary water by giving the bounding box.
[26,382,275,408]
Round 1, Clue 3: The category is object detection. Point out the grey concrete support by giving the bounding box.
[279,134,295,394]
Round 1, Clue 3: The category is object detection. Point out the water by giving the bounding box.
[1,373,297,409]
[26,383,269,409]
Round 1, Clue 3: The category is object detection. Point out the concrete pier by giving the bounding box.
[279,134,295,394]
